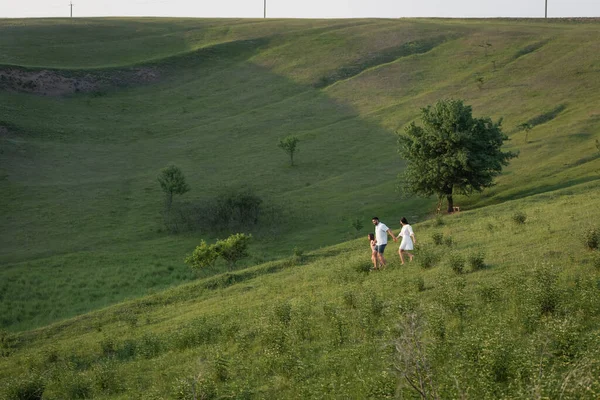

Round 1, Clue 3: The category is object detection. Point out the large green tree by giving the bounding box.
[397,99,517,213]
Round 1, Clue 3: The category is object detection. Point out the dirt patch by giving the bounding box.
[0,66,161,96]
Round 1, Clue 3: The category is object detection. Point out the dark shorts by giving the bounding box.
[375,244,387,254]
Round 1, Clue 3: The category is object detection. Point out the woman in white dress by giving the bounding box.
[397,217,416,265]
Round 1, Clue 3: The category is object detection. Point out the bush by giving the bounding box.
[92,360,124,394]
[447,253,465,274]
[592,252,600,269]
[512,211,527,224]
[414,276,426,292]
[172,375,216,400]
[350,218,363,232]
[431,232,444,245]
[468,251,486,271]
[214,233,252,270]
[59,372,93,399]
[5,373,46,400]
[434,214,445,226]
[419,250,438,269]
[291,247,305,265]
[582,227,599,250]
[443,236,454,247]
[185,240,219,270]
[214,188,262,228]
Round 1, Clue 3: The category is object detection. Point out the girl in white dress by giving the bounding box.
[397,217,416,265]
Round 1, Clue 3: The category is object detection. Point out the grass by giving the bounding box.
[0,16,599,342]
[1,180,600,398]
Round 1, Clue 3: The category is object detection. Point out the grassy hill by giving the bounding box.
[0,17,599,391]
[1,181,599,399]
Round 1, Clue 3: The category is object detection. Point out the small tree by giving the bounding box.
[158,165,190,211]
[185,240,219,270]
[278,136,299,166]
[214,233,252,270]
[517,122,532,143]
[397,99,517,213]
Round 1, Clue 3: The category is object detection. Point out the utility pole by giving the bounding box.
[70,1,73,17]
[545,0,548,18]
[264,0,266,18]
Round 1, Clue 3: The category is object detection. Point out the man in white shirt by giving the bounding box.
[372,216,397,268]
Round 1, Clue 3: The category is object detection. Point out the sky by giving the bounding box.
[0,0,598,19]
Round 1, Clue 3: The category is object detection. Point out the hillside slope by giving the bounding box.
[0,18,599,331]
[1,180,599,399]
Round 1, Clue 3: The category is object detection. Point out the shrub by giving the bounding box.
[468,251,486,271]
[447,253,465,274]
[477,283,502,304]
[582,226,599,250]
[512,211,527,224]
[92,360,124,394]
[342,291,358,309]
[434,214,445,226]
[5,373,46,400]
[431,232,444,245]
[414,276,426,292]
[419,250,438,269]
[172,375,216,400]
[350,218,363,232]
[443,236,454,247]
[214,188,262,228]
[291,247,306,265]
[592,252,600,269]
[214,233,252,270]
[532,266,561,315]
[185,240,219,270]
[353,261,372,273]
[59,372,93,400]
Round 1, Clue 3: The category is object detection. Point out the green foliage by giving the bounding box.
[414,276,426,292]
[185,240,219,270]
[5,373,45,400]
[172,375,216,400]
[447,252,465,274]
[512,211,527,224]
[158,164,190,211]
[214,233,252,270]
[468,250,486,271]
[443,235,454,247]
[596,139,600,154]
[419,250,438,269]
[431,232,444,245]
[582,226,599,250]
[214,188,263,229]
[350,217,363,232]
[186,234,252,271]
[531,266,561,315]
[397,98,517,213]
[92,360,124,395]
[277,135,300,166]
[58,372,93,400]
[290,246,306,265]
[592,252,600,269]
[525,104,567,127]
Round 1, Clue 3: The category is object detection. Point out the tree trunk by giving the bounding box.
[166,192,173,212]
[445,188,454,213]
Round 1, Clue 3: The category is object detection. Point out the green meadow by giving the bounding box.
[1,17,600,399]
